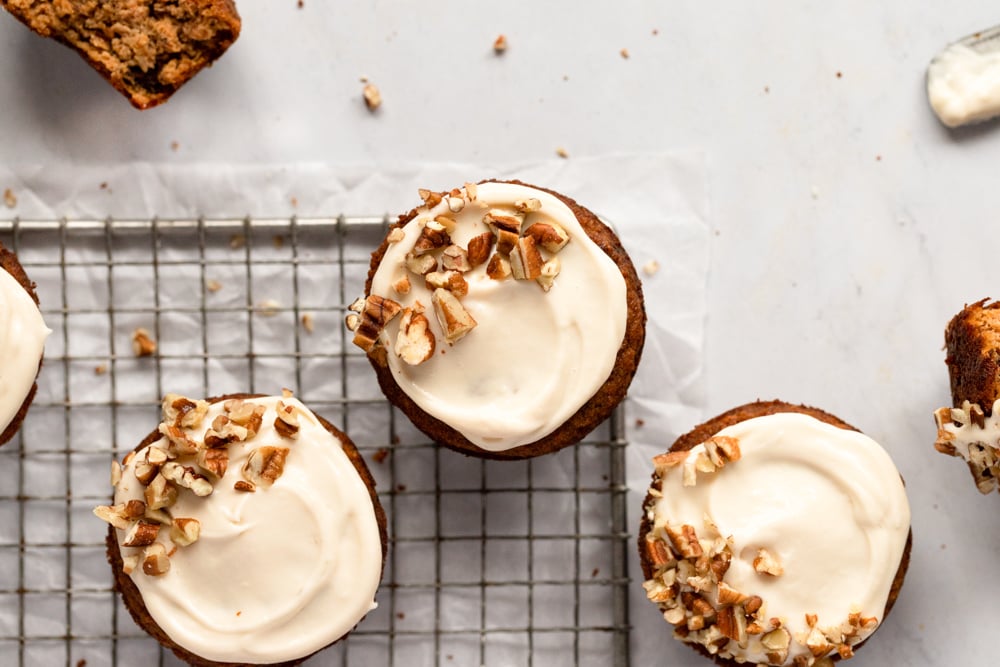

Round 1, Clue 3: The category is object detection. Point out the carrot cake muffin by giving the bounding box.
[96,392,386,666]
[347,180,645,459]
[639,401,911,666]
[0,0,241,109]
[935,298,1000,494]
[0,242,49,447]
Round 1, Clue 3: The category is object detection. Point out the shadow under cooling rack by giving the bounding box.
[0,217,631,667]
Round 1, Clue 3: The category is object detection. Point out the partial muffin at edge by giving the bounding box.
[0,241,47,447]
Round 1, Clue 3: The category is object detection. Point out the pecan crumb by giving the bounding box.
[95,363,108,375]
[205,279,223,292]
[3,188,15,208]
[620,48,630,59]
[363,83,382,111]
[301,312,315,333]
[556,147,569,159]
[493,34,508,54]
[372,447,389,464]
[229,234,246,250]
[642,260,660,276]
[132,328,157,357]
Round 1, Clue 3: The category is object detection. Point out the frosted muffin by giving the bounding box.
[347,180,645,459]
[934,299,1000,494]
[0,241,49,447]
[96,392,387,666]
[639,401,911,666]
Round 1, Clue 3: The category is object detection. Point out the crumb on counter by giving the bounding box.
[556,146,569,159]
[363,83,382,111]
[642,260,660,276]
[3,188,16,208]
[493,34,507,54]
[620,48,630,59]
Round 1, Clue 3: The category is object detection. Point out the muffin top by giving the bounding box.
[643,412,910,666]
[0,263,49,436]
[361,181,628,451]
[103,394,383,664]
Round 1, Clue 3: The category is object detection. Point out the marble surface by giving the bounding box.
[2,1,998,665]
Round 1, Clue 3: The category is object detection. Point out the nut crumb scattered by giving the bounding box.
[273,234,285,248]
[652,28,659,36]
[297,0,304,7]
[591,567,600,578]
[229,234,246,250]
[620,48,630,59]
[390,435,400,445]
[257,299,281,317]
[301,312,315,333]
[170,141,179,151]
[205,279,222,293]
[3,188,15,208]
[397,612,406,619]
[396,483,407,492]
[132,328,157,357]
[836,71,843,78]
[99,182,108,190]
[290,196,298,209]
[94,363,108,375]
[556,147,569,159]
[372,447,389,464]
[363,83,382,111]
[635,418,645,428]
[642,260,660,276]
[76,660,87,667]
[493,34,507,54]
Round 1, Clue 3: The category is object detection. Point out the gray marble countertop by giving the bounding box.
[1,2,995,665]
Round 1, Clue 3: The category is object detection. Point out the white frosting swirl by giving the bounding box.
[370,182,628,451]
[650,413,910,665]
[0,266,49,436]
[113,397,383,664]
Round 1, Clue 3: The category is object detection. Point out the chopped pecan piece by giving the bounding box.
[132,328,157,357]
[753,548,784,576]
[243,446,290,488]
[524,221,570,253]
[158,423,200,456]
[395,308,436,365]
[197,447,229,478]
[466,232,495,268]
[122,520,161,548]
[392,274,412,295]
[510,236,543,280]
[412,220,451,255]
[536,257,561,292]
[144,474,178,510]
[418,188,443,208]
[162,394,209,428]
[431,288,477,343]
[442,245,471,272]
[425,270,469,297]
[352,294,403,353]
[704,436,741,467]
[274,402,300,439]
[486,253,511,280]
[405,252,438,275]
[464,182,478,201]
[514,198,542,213]
[170,518,201,547]
[161,462,214,497]
[204,414,249,448]
[142,542,170,576]
[234,480,256,492]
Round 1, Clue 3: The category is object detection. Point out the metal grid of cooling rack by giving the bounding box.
[0,217,631,667]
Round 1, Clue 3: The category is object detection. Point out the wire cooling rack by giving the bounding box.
[0,217,630,667]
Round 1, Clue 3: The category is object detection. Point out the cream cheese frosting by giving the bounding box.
[928,41,1000,128]
[934,400,1000,494]
[112,396,382,664]
[644,412,910,666]
[0,266,49,436]
[368,182,628,451]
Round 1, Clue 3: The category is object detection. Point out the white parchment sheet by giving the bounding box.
[0,154,709,665]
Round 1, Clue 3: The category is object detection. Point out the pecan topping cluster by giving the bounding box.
[643,438,878,665]
[346,185,572,366]
[94,392,303,577]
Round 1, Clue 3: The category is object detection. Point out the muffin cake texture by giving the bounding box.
[0,241,49,447]
[96,392,387,666]
[639,401,911,666]
[1,0,241,109]
[935,298,1000,494]
[347,180,645,459]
